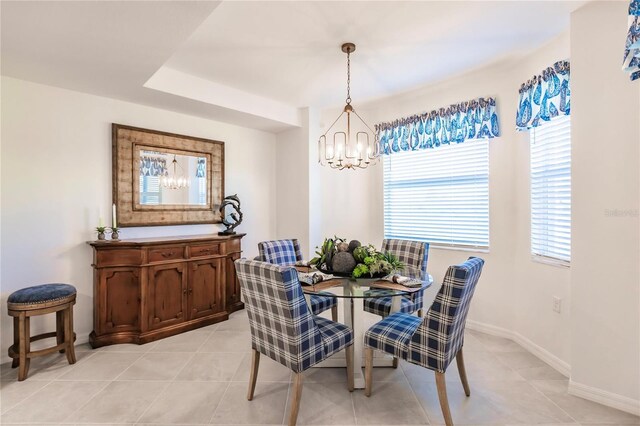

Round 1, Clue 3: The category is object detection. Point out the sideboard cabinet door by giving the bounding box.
[97,267,140,335]
[225,252,242,312]
[188,258,224,320]
[147,263,187,330]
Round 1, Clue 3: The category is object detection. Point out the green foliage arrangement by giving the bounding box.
[310,238,404,278]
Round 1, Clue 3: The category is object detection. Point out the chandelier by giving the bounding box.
[162,154,190,189]
[318,43,380,170]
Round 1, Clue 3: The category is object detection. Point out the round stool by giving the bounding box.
[7,283,77,381]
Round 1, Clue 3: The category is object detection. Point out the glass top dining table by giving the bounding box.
[294,266,433,389]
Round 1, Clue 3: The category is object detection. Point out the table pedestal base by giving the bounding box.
[314,354,395,389]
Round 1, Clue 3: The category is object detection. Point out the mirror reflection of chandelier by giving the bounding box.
[162,154,190,189]
[318,43,380,170]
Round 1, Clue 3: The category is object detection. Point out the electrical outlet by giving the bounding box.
[552,297,562,313]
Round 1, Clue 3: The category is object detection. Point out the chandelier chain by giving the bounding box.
[346,49,351,105]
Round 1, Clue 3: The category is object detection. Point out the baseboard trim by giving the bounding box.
[466,320,640,416]
[569,380,640,416]
[466,319,570,377]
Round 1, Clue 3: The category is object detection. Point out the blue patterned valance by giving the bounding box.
[516,60,570,131]
[623,0,640,81]
[375,97,499,155]
[140,156,167,177]
[196,158,206,178]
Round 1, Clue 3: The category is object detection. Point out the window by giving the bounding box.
[140,176,161,205]
[530,115,571,265]
[198,177,207,205]
[383,140,490,249]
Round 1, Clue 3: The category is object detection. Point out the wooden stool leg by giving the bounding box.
[11,317,19,368]
[64,306,76,364]
[56,311,65,353]
[18,313,30,381]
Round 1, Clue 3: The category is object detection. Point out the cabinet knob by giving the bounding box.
[161,251,175,258]
[183,289,187,295]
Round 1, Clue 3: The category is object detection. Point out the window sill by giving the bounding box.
[431,244,490,254]
[531,255,570,269]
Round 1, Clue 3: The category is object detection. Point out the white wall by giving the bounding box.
[308,2,640,411]
[275,108,311,258]
[0,76,277,357]
[512,33,573,371]
[570,1,640,408]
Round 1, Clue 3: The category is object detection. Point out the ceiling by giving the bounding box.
[1,1,586,133]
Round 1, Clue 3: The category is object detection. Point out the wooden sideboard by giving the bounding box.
[88,234,244,348]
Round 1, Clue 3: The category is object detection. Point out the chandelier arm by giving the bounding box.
[352,109,379,135]
[321,110,346,137]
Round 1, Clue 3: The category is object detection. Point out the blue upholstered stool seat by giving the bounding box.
[8,283,76,305]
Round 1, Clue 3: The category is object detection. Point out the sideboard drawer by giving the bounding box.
[96,249,142,266]
[227,238,241,253]
[190,244,220,258]
[148,246,184,263]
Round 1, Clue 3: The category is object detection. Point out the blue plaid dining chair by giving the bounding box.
[258,239,339,321]
[363,239,429,317]
[364,257,485,426]
[235,259,354,426]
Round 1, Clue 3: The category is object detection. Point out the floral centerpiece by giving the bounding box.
[309,237,404,278]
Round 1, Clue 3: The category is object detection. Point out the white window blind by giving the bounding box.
[530,115,571,265]
[198,177,207,205]
[383,140,490,249]
[140,176,161,205]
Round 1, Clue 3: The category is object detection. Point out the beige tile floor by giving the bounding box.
[1,310,638,426]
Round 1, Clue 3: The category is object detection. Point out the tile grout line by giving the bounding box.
[61,379,113,423]
[1,348,102,421]
[399,361,434,425]
[281,379,293,425]
[207,380,233,424]
[62,348,146,423]
[131,350,200,423]
[131,380,173,424]
[526,379,581,424]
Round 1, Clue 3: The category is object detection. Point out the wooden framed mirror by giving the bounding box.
[112,124,224,227]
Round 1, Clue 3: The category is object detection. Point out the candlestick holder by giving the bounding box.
[110,227,120,240]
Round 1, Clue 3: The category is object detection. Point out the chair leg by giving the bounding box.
[456,348,470,396]
[288,372,304,426]
[64,306,76,364]
[56,311,65,353]
[364,347,373,397]
[11,317,19,368]
[392,357,399,369]
[247,349,260,400]
[18,313,30,381]
[345,344,354,392]
[417,309,424,317]
[435,371,453,426]
[331,305,338,322]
